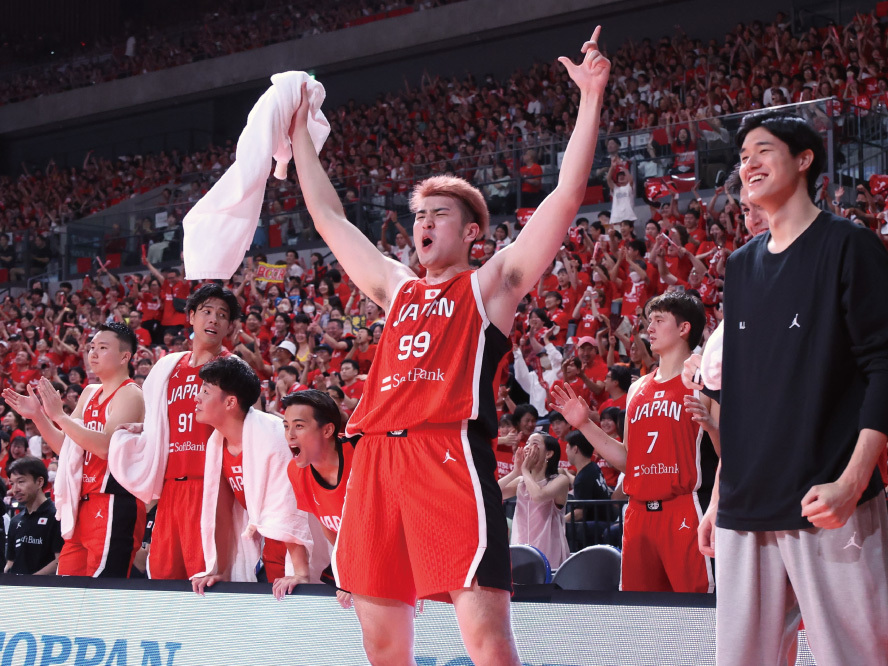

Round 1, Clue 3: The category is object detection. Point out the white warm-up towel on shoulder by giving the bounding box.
[701,321,723,391]
[107,352,186,503]
[195,408,314,582]
[54,386,99,538]
[183,71,330,280]
[54,430,86,539]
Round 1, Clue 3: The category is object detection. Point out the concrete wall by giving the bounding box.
[2,0,789,172]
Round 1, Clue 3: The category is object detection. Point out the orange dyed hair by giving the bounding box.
[409,175,490,239]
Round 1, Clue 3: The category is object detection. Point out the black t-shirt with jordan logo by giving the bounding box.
[6,499,64,574]
[719,212,888,531]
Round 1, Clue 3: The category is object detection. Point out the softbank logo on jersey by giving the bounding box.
[168,440,205,454]
[0,633,182,665]
[380,368,446,391]
[633,462,679,477]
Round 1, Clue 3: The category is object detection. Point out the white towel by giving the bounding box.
[53,386,100,538]
[107,352,186,503]
[193,408,315,582]
[183,71,330,280]
[701,322,723,391]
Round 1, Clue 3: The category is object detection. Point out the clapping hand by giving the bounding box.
[550,383,592,429]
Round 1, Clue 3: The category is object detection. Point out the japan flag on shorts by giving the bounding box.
[38,518,48,525]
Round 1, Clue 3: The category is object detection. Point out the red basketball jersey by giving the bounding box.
[222,447,247,510]
[287,443,353,534]
[623,373,703,501]
[165,352,228,480]
[81,379,137,495]
[345,271,508,436]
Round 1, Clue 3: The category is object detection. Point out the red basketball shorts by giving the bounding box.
[262,538,287,583]
[148,478,206,580]
[621,493,713,593]
[333,422,511,605]
[57,493,146,578]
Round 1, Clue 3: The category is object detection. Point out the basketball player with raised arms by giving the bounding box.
[108,283,239,580]
[551,292,718,592]
[282,389,354,609]
[289,27,609,665]
[3,323,146,577]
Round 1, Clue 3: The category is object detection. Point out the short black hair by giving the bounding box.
[735,110,826,199]
[278,365,300,378]
[628,239,647,256]
[646,291,706,349]
[566,429,595,458]
[725,164,742,198]
[198,356,260,414]
[8,456,48,485]
[548,411,566,424]
[186,283,241,322]
[340,359,360,373]
[608,365,633,393]
[530,308,552,327]
[671,224,689,246]
[281,389,342,435]
[513,403,539,424]
[544,291,562,306]
[600,406,625,432]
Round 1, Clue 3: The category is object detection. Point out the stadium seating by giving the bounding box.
[552,545,622,592]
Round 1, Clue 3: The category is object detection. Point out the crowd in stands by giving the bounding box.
[4,9,887,269]
[0,0,457,106]
[3,7,888,578]
[7,139,885,573]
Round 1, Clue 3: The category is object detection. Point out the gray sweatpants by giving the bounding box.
[715,496,888,666]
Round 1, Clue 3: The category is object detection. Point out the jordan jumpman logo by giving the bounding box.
[844,532,862,550]
[443,449,457,464]
[789,313,801,329]
[679,518,690,530]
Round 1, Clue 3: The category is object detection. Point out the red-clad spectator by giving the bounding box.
[127,310,152,348]
[597,365,631,414]
[519,150,545,207]
[348,327,377,375]
[143,260,189,332]
[338,359,364,412]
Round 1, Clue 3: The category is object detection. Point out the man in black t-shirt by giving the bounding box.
[5,457,63,575]
[564,430,613,548]
[699,111,888,665]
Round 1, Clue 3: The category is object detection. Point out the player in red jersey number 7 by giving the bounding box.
[289,27,610,666]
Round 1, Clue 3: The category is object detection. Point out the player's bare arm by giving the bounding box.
[698,460,720,558]
[550,378,641,472]
[684,394,720,455]
[2,384,66,453]
[36,378,144,459]
[479,27,610,332]
[272,541,311,600]
[288,89,413,310]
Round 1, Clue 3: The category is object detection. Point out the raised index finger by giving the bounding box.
[590,25,602,45]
